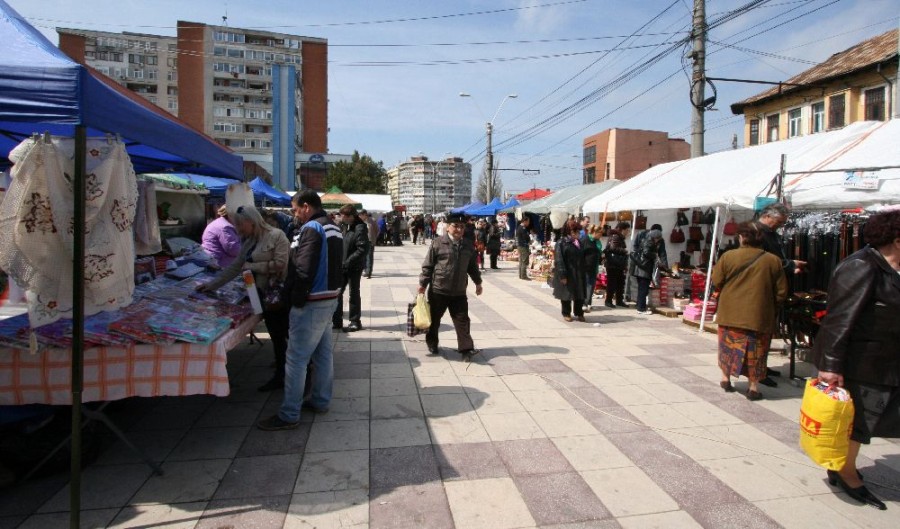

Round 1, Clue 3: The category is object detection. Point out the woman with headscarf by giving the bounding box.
[553,218,586,322]
[603,222,630,308]
[198,205,290,392]
[201,205,242,268]
[813,209,899,511]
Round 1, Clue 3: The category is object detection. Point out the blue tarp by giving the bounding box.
[180,174,234,199]
[502,197,521,209]
[249,176,292,206]
[0,0,242,178]
[451,200,484,214]
[466,198,504,216]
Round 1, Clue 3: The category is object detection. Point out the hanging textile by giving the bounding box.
[134,180,162,255]
[0,136,138,328]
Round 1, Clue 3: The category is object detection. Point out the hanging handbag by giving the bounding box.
[705,228,713,244]
[688,226,703,241]
[670,227,685,243]
[601,224,611,236]
[701,207,716,225]
[617,211,633,222]
[686,239,700,253]
[634,212,647,230]
[722,217,738,236]
[676,211,690,226]
[691,209,702,225]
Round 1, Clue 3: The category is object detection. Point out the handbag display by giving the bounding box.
[691,209,702,225]
[670,227,685,243]
[723,217,738,236]
[701,208,716,225]
[705,228,713,244]
[617,211,633,222]
[688,226,703,241]
[676,211,690,226]
[685,239,701,253]
[634,212,647,230]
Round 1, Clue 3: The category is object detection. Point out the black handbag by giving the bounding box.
[701,208,716,225]
[676,211,690,226]
[263,277,287,312]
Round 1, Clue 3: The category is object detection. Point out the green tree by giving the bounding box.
[323,151,387,194]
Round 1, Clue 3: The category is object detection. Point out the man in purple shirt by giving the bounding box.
[201,205,242,268]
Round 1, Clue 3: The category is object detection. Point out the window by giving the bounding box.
[167,70,178,82]
[811,102,825,133]
[146,69,158,80]
[227,48,244,59]
[829,93,845,129]
[583,145,596,164]
[213,31,245,43]
[145,56,157,66]
[167,99,178,111]
[605,162,611,180]
[749,119,760,146]
[109,52,123,62]
[85,50,95,59]
[864,86,886,121]
[214,46,227,57]
[767,114,779,142]
[168,43,176,52]
[583,166,596,184]
[788,108,802,138]
[147,96,157,104]
[167,86,178,95]
[214,122,239,133]
[166,57,177,68]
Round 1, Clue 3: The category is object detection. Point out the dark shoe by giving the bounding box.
[576,316,586,322]
[759,377,778,388]
[720,381,736,393]
[605,303,615,308]
[302,401,329,414]
[345,322,362,332]
[490,266,499,269]
[257,415,300,431]
[257,377,284,392]
[746,390,763,401]
[427,345,440,355]
[459,349,480,362]
[616,302,628,307]
[563,315,574,322]
[827,471,886,510]
[332,323,343,331]
[767,367,781,377]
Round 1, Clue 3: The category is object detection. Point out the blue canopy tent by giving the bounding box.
[0,3,243,524]
[450,200,484,214]
[180,174,234,199]
[249,176,292,206]
[466,197,504,217]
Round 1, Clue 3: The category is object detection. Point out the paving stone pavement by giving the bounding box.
[2,241,899,528]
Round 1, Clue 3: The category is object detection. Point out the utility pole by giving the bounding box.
[690,0,706,158]
[485,122,494,201]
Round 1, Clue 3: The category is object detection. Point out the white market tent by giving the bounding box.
[516,181,621,218]
[584,120,900,214]
[345,193,393,213]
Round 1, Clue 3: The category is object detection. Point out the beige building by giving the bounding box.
[731,30,898,146]
[582,129,689,184]
[388,156,472,216]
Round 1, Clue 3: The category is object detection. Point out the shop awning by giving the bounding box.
[249,176,292,206]
[519,181,621,215]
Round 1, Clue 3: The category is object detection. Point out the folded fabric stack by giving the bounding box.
[683,301,717,321]
[109,300,178,345]
[147,311,232,344]
[83,310,133,346]
[33,319,76,348]
[0,314,31,350]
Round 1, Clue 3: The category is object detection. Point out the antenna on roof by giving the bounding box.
[222,1,228,26]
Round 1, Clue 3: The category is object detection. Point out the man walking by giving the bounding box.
[418,212,483,359]
[333,205,369,332]
[258,190,343,430]
[516,216,532,280]
[360,209,377,278]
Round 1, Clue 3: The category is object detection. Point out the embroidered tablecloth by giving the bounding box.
[0,314,261,405]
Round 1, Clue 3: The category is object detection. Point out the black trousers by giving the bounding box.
[333,268,363,326]
[489,252,499,268]
[426,291,474,352]
[635,276,651,311]
[262,305,290,380]
[606,267,626,304]
[561,299,585,317]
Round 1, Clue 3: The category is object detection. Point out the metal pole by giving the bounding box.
[690,0,706,158]
[777,154,786,201]
[699,206,721,333]
[70,125,86,529]
[485,122,493,202]
[432,163,437,214]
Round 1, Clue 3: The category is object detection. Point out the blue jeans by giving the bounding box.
[279,298,338,423]
[635,276,651,312]
[584,272,596,307]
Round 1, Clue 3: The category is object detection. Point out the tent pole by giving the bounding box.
[70,126,86,529]
[698,206,720,334]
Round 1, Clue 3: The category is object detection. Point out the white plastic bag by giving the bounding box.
[413,293,431,330]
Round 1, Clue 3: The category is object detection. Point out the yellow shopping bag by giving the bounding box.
[413,293,431,330]
[799,378,855,471]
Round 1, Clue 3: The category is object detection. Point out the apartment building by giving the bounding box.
[731,30,898,146]
[582,129,689,184]
[57,22,330,189]
[388,156,472,216]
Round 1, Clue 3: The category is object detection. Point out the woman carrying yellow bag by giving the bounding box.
[813,208,900,511]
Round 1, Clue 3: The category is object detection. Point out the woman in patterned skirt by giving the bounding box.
[712,221,788,400]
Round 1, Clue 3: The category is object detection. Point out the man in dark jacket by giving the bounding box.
[333,205,370,332]
[360,209,378,278]
[259,190,343,430]
[631,229,662,315]
[391,215,402,246]
[418,213,483,358]
[604,222,630,308]
[486,218,503,269]
[516,216,532,280]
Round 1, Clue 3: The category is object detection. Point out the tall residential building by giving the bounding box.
[731,30,897,147]
[388,156,472,216]
[57,22,331,189]
[582,129,689,184]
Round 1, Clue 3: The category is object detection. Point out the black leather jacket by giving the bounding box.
[419,235,482,296]
[813,246,900,386]
[342,219,370,272]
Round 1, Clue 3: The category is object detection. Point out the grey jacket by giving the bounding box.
[419,235,482,296]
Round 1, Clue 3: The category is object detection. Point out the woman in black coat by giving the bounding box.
[553,218,586,322]
[603,221,630,308]
[486,218,503,269]
[813,209,900,511]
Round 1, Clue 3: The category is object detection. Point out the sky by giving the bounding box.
[10,0,899,194]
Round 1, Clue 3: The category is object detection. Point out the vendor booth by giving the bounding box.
[0,1,248,521]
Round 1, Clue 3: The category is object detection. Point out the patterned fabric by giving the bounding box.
[0,314,261,405]
[0,137,138,328]
[718,325,771,381]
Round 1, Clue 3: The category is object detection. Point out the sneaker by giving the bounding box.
[257,415,300,431]
[637,310,653,315]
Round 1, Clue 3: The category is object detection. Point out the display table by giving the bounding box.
[0,314,261,406]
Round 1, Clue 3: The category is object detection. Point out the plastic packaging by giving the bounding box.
[243,270,264,314]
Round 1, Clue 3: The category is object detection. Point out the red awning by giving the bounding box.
[515,189,552,200]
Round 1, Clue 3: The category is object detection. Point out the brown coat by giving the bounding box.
[712,247,788,334]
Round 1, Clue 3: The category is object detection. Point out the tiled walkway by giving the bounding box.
[1,242,898,528]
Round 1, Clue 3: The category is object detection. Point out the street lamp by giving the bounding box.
[459,92,517,202]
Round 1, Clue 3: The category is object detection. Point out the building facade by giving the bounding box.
[388,156,472,216]
[57,22,330,188]
[582,129,689,184]
[731,30,898,147]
